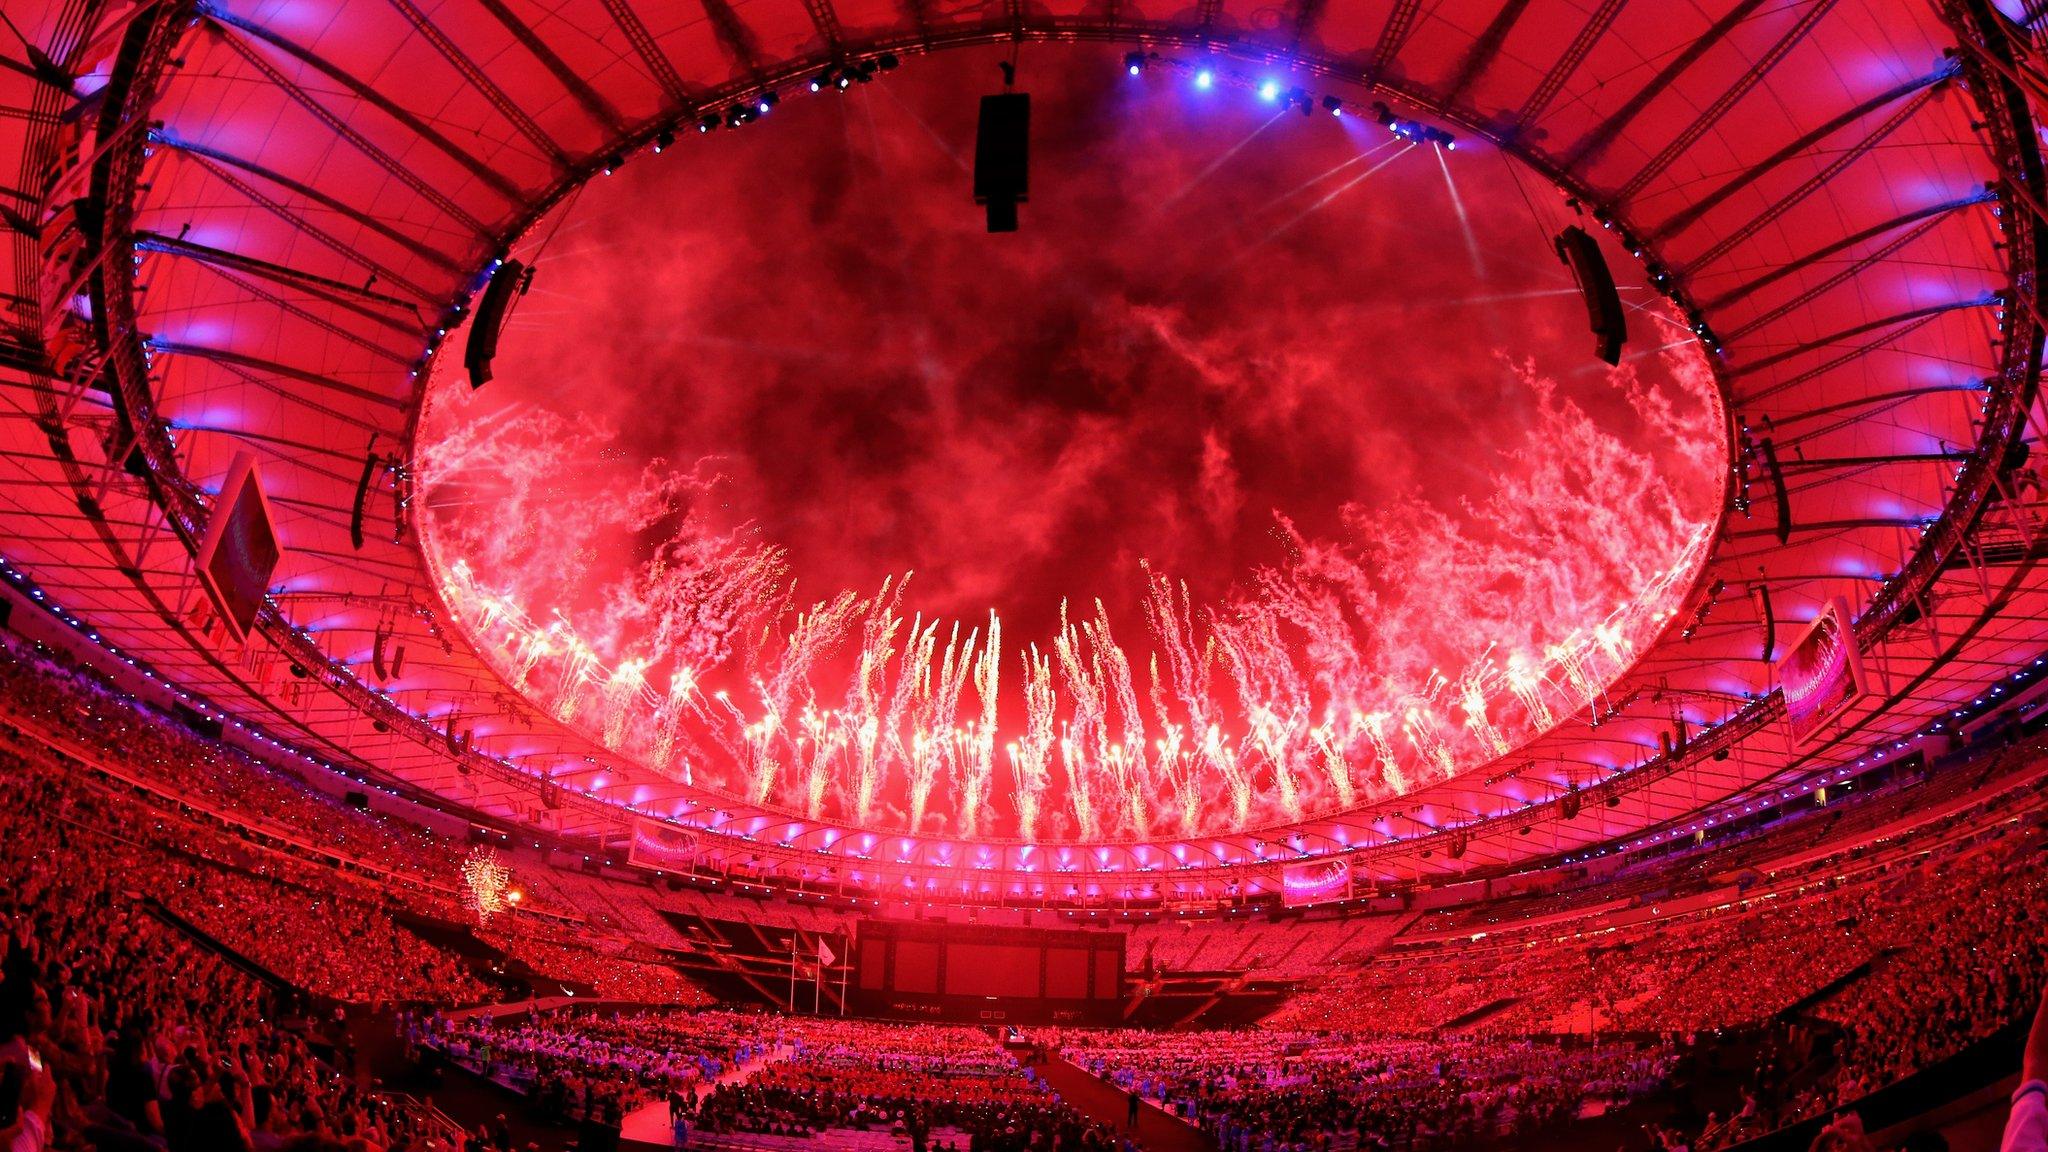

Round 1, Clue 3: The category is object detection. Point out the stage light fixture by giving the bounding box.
[653,128,674,152]
[1258,79,1280,101]
[600,153,623,174]
[1125,51,1144,75]
[877,53,899,70]
[1322,95,1343,115]
[1194,68,1214,89]
[698,114,718,133]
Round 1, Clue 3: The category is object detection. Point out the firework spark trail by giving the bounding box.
[1075,601,1150,837]
[1402,698,1456,781]
[1458,661,1509,758]
[1308,714,1356,810]
[417,335,1725,839]
[949,612,1001,837]
[1505,652,1554,729]
[552,635,599,723]
[1009,645,1056,841]
[844,580,906,825]
[1206,725,1251,830]
[890,618,939,831]
[743,717,781,804]
[1141,565,1219,733]
[651,671,693,773]
[603,659,647,749]
[1053,603,1113,841]
[1550,637,1604,713]
[1213,611,1310,822]
[751,591,863,809]
[901,621,976,833]
[1360,712,1406,796]
[801,705,842,819]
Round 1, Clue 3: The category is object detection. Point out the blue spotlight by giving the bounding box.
[1258,79,1280,101]
[1194,69,1214,89]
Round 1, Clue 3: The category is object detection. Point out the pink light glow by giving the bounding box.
[415,47,1724,843]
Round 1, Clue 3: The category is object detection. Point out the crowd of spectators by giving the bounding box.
[417,1009,1125,1152]
[0,638,707,1010]
[413,1006,774,1117]
[692,1018,1116,1152]
[0,713,498,1010]
[0,635,499,910]
[166,867,490,1007]
[1691,815,2048,1149]
[1059,1028,1673,1151]
[4,627,2048,1152]
[0,746,458,1151]
[473,931,712,1008]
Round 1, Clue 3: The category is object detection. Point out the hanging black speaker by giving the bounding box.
[464,258,527,388]
[1555,225,1626,366]
[974,93,1030,233]
[1760,438,1792,544]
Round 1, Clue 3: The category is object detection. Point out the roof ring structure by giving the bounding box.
[2,0,2043,904]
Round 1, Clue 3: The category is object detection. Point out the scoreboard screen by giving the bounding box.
[849,919,1123,1024]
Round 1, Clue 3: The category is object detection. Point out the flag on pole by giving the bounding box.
[817,937,837,967]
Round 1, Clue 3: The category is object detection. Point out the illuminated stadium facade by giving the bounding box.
[4,0,2046,908]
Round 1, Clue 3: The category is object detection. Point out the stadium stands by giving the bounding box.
[1,617,2045,1152]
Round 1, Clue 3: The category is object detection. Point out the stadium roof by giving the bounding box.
[3,0,2045,901]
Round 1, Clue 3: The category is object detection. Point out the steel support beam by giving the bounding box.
[1652,65,1949,245]
[1511,0,1625,132]
[1368,0,1424,81]
[1686,81,1950,270]
[1561,0,1770,173]
[1723,212,1966,340]
[205,23,497,238]
[146,340,409,411]
[133,233,423,323]
[1443,0,1531,106]
[600,0,691,103]
[160,136,468,283]
[1616,0,1839,200]
[197,6,526,205]
[1703,194,1992,312]
[1731,297,1996,389]
[475,0,628,135]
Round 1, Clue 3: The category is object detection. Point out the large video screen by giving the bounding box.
[851,920,1124,1023]
[1778,597,1865,746]
[944,943,1044,997]
[194,453,281,643]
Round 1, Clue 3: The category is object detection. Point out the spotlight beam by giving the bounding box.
[1255,137,1400,215]
[1237,142,1416,257]
[1157,110,1288,212]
